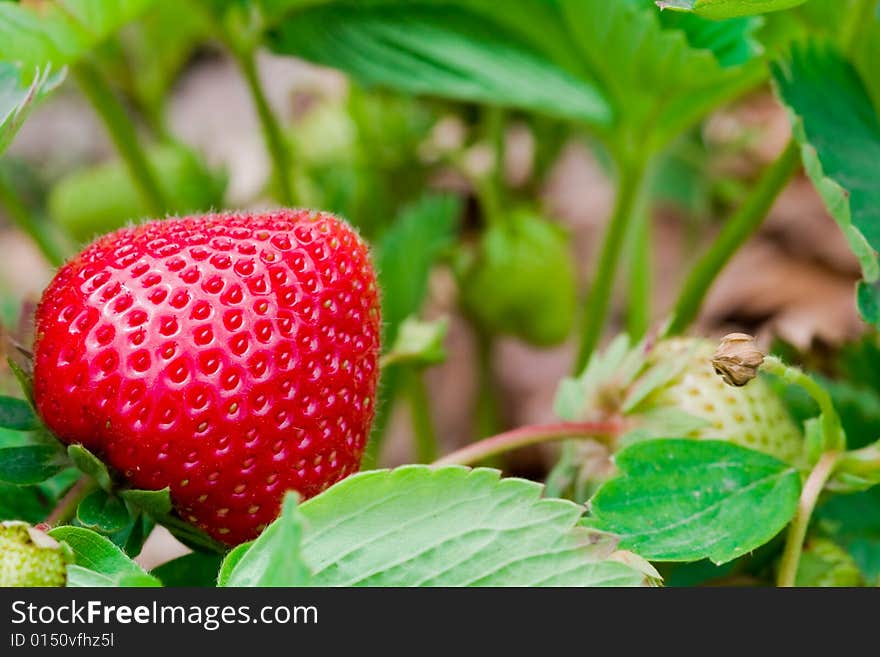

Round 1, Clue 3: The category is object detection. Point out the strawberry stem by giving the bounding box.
[45,476,97,527]
[777,451,839,587]
[575,153,651,373]
[72,60,168,216]
[433,420,623,467]
[0,168,68,266]
[404,368,439,463]
[232,48,296,207]
[667,140,801,336]
[625,196,652,342]
[762,356,846,452]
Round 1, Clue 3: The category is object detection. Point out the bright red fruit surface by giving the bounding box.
[33,210,381,545]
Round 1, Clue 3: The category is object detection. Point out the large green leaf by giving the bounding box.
[0,0,155,68]
[49,525,161,587]
[0,63,64,154]
[268,3,612,126]
[656,0,808,18]
[269,0,761,152]
[560,0,763,149]
[773,43,880,326]
[223,493,311,587]
[590,439,802,564]
[235,466,650,586]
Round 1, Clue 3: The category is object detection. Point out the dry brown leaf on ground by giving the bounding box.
[697,239,862,350]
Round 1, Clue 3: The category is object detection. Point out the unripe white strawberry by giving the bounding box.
[556,336,803,464]
[643,339,802,463]
[0,522,68,587]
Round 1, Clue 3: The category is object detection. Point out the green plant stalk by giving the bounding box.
[403,368,439,463]
[474,329,501,440]
[840,0,879,55]
[0,170,67,266]
[574,155,649,373]
[73,61,167,216]
[44,476,97,527]
[433,420,622,467]
[232,48,295,207]
[776,451,839,587]
[667,141,801,336]
[486,105,506,207]
[626,205,652,341]
[762,355,846,452]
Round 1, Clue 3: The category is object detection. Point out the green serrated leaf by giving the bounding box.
[0,395,38,431]
[295,466,647,586]
[76,489,132,534]
[67,444,112,492]
[590,439,802,564]
[269,3,612,126]
[65,564,159,587]
[560,0,762,148]
[49,526,161,587]
[773,42,880,326]
[223,493,311,587]
[656,0,807,19]
[0,0,156,68]
[152,552,225,587]
[217,541,252,587]
[0,444,68,485]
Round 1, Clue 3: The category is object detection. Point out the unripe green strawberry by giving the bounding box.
[556,336,803,463]
[794,538,863,587]
[460,211,576,346]
[49,143,226,243]
[0,522,68,587]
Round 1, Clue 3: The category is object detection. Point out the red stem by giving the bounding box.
[432,420,624,467]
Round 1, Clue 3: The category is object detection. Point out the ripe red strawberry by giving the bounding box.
[32,210,381,545]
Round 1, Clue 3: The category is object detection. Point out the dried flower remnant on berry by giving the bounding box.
[712,333,765,387]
